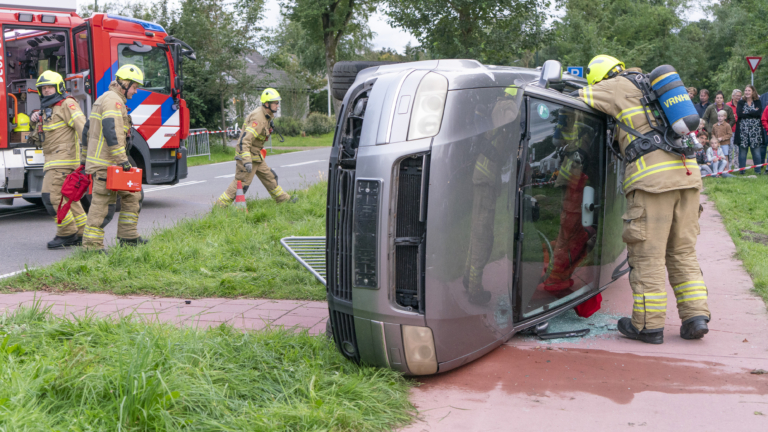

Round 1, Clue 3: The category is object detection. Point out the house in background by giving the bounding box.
[229,51,310,121]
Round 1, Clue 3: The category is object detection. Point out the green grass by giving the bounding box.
[703,174,768,306]
[0,303,414,431]
[187,134,329,168]
[4,182,328,300]
[273,132,334,148]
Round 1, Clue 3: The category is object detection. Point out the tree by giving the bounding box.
[385,0,551,64]
[280,0,378,113]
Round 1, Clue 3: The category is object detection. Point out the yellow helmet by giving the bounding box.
[504,86,518,97]
[586,55,625,85]
[115,64,144,86]
[36,71,66,94]
[261,88,281,104]
[13,113,30,132]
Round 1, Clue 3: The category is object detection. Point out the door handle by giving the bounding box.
[582,185,595,227]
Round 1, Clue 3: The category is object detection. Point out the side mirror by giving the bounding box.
[537,60,563,89]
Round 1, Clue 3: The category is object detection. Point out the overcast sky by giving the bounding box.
[78,0,711,55]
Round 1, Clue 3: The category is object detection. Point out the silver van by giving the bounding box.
[321,59,628,375]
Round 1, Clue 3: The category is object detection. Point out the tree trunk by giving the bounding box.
[324,37,343,118]
[220,94,227,150]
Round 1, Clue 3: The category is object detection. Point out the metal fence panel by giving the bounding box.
[187,128,211,159]
[280,236,326,286]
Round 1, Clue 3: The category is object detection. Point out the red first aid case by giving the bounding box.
[106,166,143,192]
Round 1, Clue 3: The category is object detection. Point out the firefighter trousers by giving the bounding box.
[83,176,143,250]
[623,188,710,331]
[41,168,86,237]
[216,159,290,206]
[464,183,497,294]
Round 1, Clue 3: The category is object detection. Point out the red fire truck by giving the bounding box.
[0,0,194,206]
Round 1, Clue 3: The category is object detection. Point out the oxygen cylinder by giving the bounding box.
[650,65,700,136]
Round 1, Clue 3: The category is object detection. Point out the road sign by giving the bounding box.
[567,66,584,78]
[746,56,762,73]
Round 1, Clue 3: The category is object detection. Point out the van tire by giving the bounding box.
[332,61,399,101]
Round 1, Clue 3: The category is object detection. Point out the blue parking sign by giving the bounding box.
[567,66,584,78]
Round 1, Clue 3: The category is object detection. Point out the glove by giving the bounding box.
[244,162,252,173]
[121,161,132,171]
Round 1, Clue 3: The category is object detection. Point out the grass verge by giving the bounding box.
[703,175,768,306]
[0,304,414,431]
[273,132,334,148]
[3,182,328,300]
[187,144,301,168]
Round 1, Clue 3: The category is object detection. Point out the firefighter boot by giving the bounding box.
[617,317,664,344]
[47,233,82,249]
[680,316,709,340]
[118,237,149,246]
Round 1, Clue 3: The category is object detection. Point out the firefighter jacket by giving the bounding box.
[578,70,702,195]
[84,81,131,174]
[236,106,272,164]
[36,97,86,171]
[553,110,592,188]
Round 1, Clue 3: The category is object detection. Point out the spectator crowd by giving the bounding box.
[688,85,768,177]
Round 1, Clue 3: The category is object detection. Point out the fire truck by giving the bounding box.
[0,0,194,206]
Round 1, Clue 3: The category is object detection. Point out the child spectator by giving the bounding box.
[712,110,733,164]
[696,132,711,175]
[707,137,734,177]
[695,119,706,136]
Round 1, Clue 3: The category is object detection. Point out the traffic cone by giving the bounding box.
[234,180,247,211]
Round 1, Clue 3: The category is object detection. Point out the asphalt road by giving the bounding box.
[0,148,331,276]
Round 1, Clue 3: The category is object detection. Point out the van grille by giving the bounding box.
[331,310,360,362]
[394,156,428,313]
[327,167,355,301]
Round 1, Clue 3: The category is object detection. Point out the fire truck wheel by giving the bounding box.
[23,198,44,206]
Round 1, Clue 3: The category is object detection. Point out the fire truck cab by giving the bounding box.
[0,0,193,206]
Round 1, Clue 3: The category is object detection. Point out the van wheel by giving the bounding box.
[332,61,399,101]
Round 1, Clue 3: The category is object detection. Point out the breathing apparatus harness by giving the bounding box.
[616,72,695,165]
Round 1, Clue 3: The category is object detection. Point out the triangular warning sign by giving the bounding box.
[746,56,762,73]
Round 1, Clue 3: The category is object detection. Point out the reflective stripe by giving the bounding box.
[118,212,138,224]
[102,109,122,118]
[86,155,113,166]
[217,192,233,206]
[245,126,257,136]
[89,113,103,120]
[43,121,66,131]
[44,159,79,169]
[83,226,104,239]
[57,212,74,227]
[268,186,285,198]
[237,151,252,158]
[74,213,87,227]
[623,159,699,190]
[68,111,84,126]
[677,293,708,303]
[584,86,594,107]
[475,158,492,178]
[651,72,676,86]
[633,292,667,312]
[110,147,126,156]
[673,281,706,292]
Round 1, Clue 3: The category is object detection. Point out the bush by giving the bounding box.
[304,112,336,136]
[273,116,304,137]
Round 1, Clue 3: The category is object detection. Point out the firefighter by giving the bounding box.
[216,88,294,206]
[82,64,146,252]
[463,86,519,305]
[578,55,710,343]
[29,71,88,249]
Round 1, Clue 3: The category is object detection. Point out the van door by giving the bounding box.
[515,97,606,321]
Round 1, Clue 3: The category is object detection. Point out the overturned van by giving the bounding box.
[316,59,629,375]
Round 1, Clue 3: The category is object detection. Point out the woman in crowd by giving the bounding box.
[703,91,735,133]
[727,89,742,168]
[735,85,765,174]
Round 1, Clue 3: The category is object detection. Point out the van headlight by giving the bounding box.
[402,325,438,375]
[407,73,448,141]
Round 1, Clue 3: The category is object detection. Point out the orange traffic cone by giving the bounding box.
[234,180,247,211]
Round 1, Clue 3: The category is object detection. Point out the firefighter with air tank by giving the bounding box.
[82,64,147,252]
[216,88,295,206]
[29,71,88,249]
[576,55,711,343]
